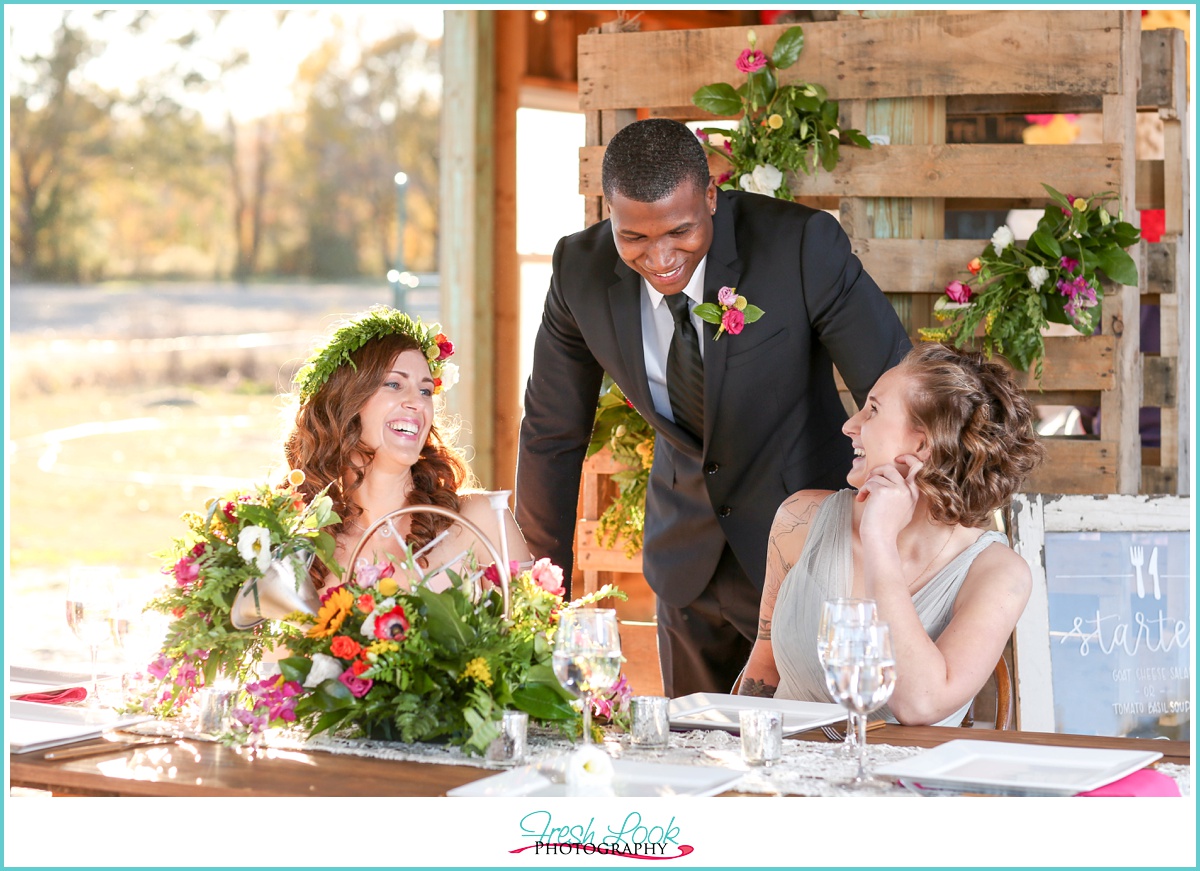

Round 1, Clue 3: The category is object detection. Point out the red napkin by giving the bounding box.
[13,687,88,705]
[1077,769,1181,797]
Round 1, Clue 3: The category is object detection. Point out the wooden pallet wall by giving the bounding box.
[575,10,1190,503]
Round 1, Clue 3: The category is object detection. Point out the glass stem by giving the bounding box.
[843,711,858,749]
[88,644,101,706]
[855,709,869,781]
[581,693,593,745]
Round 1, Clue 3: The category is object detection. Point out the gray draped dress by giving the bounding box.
[771,489,1007,726]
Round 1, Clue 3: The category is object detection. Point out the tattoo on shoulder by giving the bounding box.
[740,678,777,699]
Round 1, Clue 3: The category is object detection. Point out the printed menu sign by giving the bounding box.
[1045,530,1190,738]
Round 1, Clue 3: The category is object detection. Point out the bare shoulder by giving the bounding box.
[455,491,507,522]
[960,539,1032,601]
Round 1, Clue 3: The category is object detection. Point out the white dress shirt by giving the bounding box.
[640,256,707,423]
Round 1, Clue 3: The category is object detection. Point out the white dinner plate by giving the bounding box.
[875,739,1162,796]
[8,700,151,754]
[447,758,741,797]
[668,693,845,737]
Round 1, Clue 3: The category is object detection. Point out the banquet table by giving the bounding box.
[8,723,1190,798]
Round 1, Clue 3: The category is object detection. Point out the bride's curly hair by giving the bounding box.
[904,343,1045,529]
[284,332,472,579]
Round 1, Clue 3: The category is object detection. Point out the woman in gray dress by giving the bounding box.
[738,343,1045,726]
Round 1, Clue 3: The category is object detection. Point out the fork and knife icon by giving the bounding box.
[1129,545,1161,600]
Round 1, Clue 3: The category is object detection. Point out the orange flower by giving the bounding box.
[308,587,354,638]
[357,593,375,613]
[330,635,362,659]
[967,257,982,275]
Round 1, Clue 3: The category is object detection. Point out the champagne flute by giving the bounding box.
[65,566,121,707]
[822,621,897,789]
[552,608,622,746]
[816,598,877,754]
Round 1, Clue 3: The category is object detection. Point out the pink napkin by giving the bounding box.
[1077,769,1180,797]
[13,686,88,705]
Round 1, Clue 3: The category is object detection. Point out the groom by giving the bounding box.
[515,118,910,697]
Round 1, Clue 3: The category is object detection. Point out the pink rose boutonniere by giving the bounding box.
[692,286,764,341]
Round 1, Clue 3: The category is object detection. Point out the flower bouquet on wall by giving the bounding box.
[692,26,871,199]
[922,184,1141,380]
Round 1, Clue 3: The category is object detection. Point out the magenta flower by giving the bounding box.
[717,286,738,307]
[353,560,394,589]
[232,707,267,733]
[174,659,199,689]
[147,653,173,680]
[338,669,373,699]
[1059,256,1080,274]
[735,48,767,74]
[244,677,303,723]
[482,560,520,593]
[945,280,972,304]
[722,308,746,336]
[715,170,733,186]
[530,558,565,596]
[173,556,200,588]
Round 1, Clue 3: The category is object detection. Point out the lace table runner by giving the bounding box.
[254,727,1191,798]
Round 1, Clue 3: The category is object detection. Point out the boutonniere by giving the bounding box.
[693,286,764,341]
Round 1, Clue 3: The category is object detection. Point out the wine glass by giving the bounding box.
[822,621,897,789]
[111,575,171,709]
[816,598,877,755]
[65,566,121,708]
[552,608,622,746]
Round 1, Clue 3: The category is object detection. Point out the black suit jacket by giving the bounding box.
[516,190,911,606]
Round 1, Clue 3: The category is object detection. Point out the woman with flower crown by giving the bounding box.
[284,307,531,589]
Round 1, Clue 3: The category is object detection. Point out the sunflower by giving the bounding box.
[308,587,355,638]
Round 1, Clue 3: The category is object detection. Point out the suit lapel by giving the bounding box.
[701,197,743,446]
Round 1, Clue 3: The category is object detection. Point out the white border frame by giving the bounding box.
[1011,493,1191,731]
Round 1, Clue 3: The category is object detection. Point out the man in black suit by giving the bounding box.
[515,118,910,696]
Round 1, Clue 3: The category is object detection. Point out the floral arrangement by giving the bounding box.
[692,26,870,199]
[694,285,763,341]
[588,377,655,557]
[146,471,341,710]
[293,307,458,400]
[920,185,1140,378]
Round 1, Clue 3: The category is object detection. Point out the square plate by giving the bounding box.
[8,700,150,754]
[875,739,1163,796]
[668,693,845,737]
[447,758,741,797]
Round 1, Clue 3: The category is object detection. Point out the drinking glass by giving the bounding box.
[822,621,897,789]
[110,575,171,709]
[816,598,877,755]
[552,608,622,746]
[65,566,121,707]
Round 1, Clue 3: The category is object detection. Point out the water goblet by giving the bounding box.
[65,566,121,708]
[822,621,897,790]
[816,598,877,755]
[552,608,622,746]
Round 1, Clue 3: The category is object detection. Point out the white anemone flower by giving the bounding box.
[1027,265,1049,291]
[360,597,397,639]
[991,225,1015,256]
[237,525,272,572]
[303,653,344,688]
[565,745,615,796]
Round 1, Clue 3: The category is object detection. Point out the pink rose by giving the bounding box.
[945,280,972,304]
[530,558,565,596]
[717,286,738,307]
[735,48,767,74]
[173,556,199,588]
[338,670,373,698]
[721,308,745,336]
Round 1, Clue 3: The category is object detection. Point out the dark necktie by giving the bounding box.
[664,292,704,441]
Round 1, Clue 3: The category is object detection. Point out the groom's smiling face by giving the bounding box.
[609,178,716,296]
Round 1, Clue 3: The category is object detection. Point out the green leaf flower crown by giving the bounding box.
[293,306,458,402]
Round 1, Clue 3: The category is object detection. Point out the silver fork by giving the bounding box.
[820,724,843,742]
[1130,545,1145,598]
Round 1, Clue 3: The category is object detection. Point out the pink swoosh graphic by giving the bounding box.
[509,843,695,860]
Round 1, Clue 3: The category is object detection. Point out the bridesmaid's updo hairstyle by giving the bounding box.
[901,342,1045,528]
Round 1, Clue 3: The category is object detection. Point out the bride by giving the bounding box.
[283,307,532,588]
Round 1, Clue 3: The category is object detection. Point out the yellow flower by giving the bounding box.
[460,657,493,687]
[985,311,998,335]
[368,640,399,655]
[767,113,783,130]
[734,296,747,311]
[1073,197,1087,211]
[425,344,441,361]
[635,440,654,470]
[287,469,306,487]
[308,587,354,638]
[378,576,399,597]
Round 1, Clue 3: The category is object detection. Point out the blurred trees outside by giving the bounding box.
[8,9,441,283]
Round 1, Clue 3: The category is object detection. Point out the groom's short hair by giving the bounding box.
[601,118,711,204]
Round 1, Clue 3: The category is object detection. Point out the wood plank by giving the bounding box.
[1145,239,1178,296]
[1039,492,1191,531]
[1024,439,1117,493]
[578,11,1124,109]
[1142,355,1176,408]
[576,521,643,573]
[1141,466,1178,495]
[582,144,1126,200]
